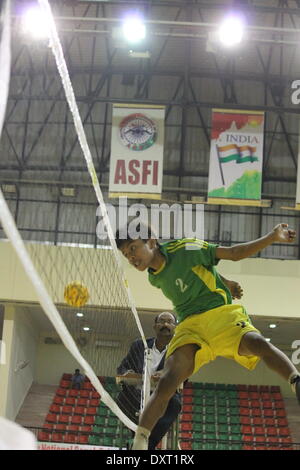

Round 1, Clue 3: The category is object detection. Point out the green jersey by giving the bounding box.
[148,238,232,323]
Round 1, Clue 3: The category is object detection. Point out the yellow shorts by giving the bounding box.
[166,304,260,375]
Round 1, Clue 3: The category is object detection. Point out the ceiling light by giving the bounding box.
[122,16,146,44]
[22,6,50,39]
[83,327,90,331]
[265,338,271,342]
[76,313,84,317]
[61,187,76,197]
[218,15,245,47]
[269,324,277,329]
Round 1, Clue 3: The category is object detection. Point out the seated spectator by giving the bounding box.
[70,368,85,390]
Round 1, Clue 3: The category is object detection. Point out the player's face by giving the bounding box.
[120,239,156,271]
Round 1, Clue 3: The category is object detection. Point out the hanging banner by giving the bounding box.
[109,104,165,199]
[208,109,265,204]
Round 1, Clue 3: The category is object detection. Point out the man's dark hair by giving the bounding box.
[75,369,80,373]
[115,222,157,250]
[154,312,177,324]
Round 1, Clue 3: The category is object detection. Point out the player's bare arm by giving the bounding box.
[216,223,296,262]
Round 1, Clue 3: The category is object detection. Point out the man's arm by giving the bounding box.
[216,224,296,261]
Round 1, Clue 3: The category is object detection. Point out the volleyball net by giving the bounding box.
[0,0,153,434]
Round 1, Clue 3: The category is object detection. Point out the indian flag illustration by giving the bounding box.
[216,144,258,185]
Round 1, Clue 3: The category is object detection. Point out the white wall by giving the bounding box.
[0,305,39,420]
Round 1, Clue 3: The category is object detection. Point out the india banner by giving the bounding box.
[208,109,264,203]
[109,104,165,199]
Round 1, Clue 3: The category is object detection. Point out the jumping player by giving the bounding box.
[116,223,300,450]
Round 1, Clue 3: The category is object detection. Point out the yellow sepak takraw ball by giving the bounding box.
[64,281,89,307]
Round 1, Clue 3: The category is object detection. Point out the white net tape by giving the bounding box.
[0,0,151,432]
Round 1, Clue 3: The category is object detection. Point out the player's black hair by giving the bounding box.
[115,222,158,250]
[154,312,177,324]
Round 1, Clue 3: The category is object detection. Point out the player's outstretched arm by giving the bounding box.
[216,223,296,262]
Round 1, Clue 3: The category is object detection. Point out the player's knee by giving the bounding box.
[155,371,183,400]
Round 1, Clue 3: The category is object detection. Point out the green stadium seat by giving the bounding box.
[192,413,203,423]
[205,424,216,433]
[204,415,215,424]
[230,434,242,442]
[218,432,230,441]
[205,432,217,440]
[193,422,203,432]
[203,383,215,390]
[229,407,239,415]
[205,405,215,414]
[193,389,204,398]
[217,442,231,450]
[217,415,228,424]
[88,435,100,445]
[95,416,105,425]
[107,417,118,427]
[205,398,215,406]
[226,384,237,391]
[193,383,203,389]
[215,383,226,390]
[218,424,230,434]
[230,424,241,434]
[97,406,108,416]
[217,407,227,416]
[202,442,217,450]
[192,442,202,450]
[230,444,243,450]
[203,390,215,398]
[229,415,240,425]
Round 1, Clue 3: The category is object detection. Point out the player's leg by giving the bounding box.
[239,331,300,403]
[133,343,199,450]
[148,394,181,450]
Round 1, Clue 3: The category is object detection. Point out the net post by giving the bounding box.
[141,347,152,412]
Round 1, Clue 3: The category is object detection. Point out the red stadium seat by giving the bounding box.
[242,435,254,442]
[254,427,265,436]
[90,399,100,407]
[237,384,248,391]
[262,400,273,409]
[77,398,88,407]
[183,388,193,395]
[181,422,193,431]
[83,382,93,390]
[43,422,54,431]
[67,425,79,432]
[278,428,290,437]
[51,432,64,442]
[255,436,266,444]
[56,388,67,397]
[78,435,89,445]
[60,380,71,388]
[252,418,263,426]
[46,413,57,424]
[57,414,69,425]
[49,404,61,414]
[280,437,292,444]
[62,405,73,414]
[185,381,193,388]
[267,437,279,444]
[80,425,92,433]
[86,407,97,416]
[183,396,193,404]
[38,431,50,441]
[274,400,285,409]
[243,445,255,450]
[277,418,288,427]
[265,418,276,426]
[259,386,270,393]
[240,408,251,417]
[68,389,79,398]
[275,409,286,418]
[74,406,85,415]
[83,415,95,425]
[65,397,76,406]
[91,391,100,399]
[270,386,280,392]
[249,400,260,408]
[64,434,78,444]
[180,442,192,450]
[180,431,192,439]
[181,413,193,421]
[249,392,259,400]
[182,405,193,413]
[241,425,253,435]
[238,392,249,399]
[239,399,249,407]
[252,409,262,417]
[263,409,275,418]
[71,415,82,425]
[266,427,277,437]
[261,392,271,400]
[248,386,259,392]
[53,396,64,405]
[79,390,90,398]
[240,417,251,425]
[55,424,67,432]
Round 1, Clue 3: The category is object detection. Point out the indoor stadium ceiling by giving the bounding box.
[2,0,300,196]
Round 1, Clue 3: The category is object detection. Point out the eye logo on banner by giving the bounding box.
[119,113,157,151]
[109,104,165,199]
